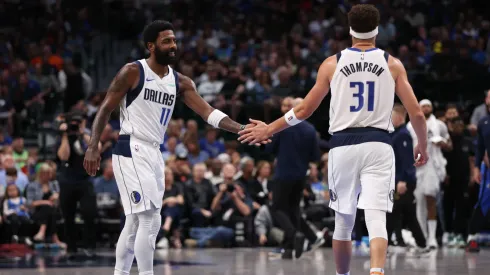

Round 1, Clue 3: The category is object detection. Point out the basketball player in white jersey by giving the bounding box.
[83,21,265,275]
[239,5,428,275]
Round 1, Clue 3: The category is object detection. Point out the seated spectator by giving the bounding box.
[255,191,283,246]
[211,164,253,225]
[199,127,225,158]
[173,152,192,183]
[12,137,28,172]
[25,163,65,248]
[0,129,12,147]
[188,163,215,227]
[248,161,272,207]
[0,155,29,193]
[303,163,330,222]
[205,158,224,186]
[214,67,245,121]
[3,184,31,244]
[197,64,224,104]
[185,138,210,167]
[185,120,199,138]
[93,159,118,198]
[162,136,178,161]
[157,167,184,249]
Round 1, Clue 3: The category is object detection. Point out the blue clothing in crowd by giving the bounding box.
[391,125,416,184]
[267,121,320,181]
[478,163,490,216]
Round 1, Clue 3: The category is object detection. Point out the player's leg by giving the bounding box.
[328,146,361,275]
[134,206,161,275]
[114,214,138,275]
[357,142,395,275]
[466,206,486,252]
[425,195,438,248]
[332,211,356,275]
[415,187,428,238]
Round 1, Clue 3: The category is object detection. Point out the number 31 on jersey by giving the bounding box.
[350,81,375,112]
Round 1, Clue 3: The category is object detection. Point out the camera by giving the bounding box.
[62,112,84,135]
[227,184,235,193]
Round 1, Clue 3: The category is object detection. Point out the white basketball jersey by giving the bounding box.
[328,48,395,134]
[119,59,178,144]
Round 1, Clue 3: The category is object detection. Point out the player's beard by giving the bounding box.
[154,47,177,66]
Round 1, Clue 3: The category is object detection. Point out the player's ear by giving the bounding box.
[147,42,154,52]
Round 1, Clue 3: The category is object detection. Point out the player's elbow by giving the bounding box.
[409,110,425,123]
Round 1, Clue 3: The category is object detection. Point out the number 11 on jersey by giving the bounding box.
[350,81,375,112]
[160,107,171,126]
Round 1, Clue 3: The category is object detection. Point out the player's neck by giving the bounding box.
[351,38,376,50]
[146,58,169,78]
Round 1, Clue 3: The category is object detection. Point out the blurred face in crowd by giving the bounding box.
[167,120,181,138]
[278,67,291,84]
[257,162,271,178]
[12,138,24,153]
[208,67,218,80]
[186,120,198,135]
[206,128,218,143]
[421,104,433,118]
[309,163,319,181]
[38,164,52,184]
[211,159,222,175]
[242,159,255,174]
[445,107,459,121]
[186,140,199,154]
[3,155,14,169]
[452,120,465,136]
[391,110,406,128]
[281,97,294,114]
[192,163,206,182]
[19,73,28,87]
[164,167,174,186]
[166,136,177,153]
[150,30,178,66]
[103,159,114,179]
[6,184,19,198]
[222,163,236,182]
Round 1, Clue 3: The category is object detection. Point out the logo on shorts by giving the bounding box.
[329,189,337,202]
[389,189,395,202]
[131,191,141,204]
[134,144,139,152]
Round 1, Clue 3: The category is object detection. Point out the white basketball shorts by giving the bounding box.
[112,135,165,215]
[328,141,395,215]
[414,165,440,198]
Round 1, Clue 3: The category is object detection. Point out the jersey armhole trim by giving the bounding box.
[384,52,390,62]
[126,61,145,108]
[172,69,180,97]
[336,52,342,62]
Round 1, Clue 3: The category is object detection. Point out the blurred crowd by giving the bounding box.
[0,0,490,252]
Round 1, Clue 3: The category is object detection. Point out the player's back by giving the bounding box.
[329,47,394,134]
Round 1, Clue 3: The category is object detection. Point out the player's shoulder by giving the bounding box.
[175,71,195,89]
[120,62,141,77]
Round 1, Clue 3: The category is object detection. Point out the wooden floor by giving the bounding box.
[0,247,488,275]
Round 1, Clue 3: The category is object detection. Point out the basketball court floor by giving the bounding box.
[0,247,487,275]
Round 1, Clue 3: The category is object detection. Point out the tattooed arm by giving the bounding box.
[178,73,244,134]
[84,63,139,176]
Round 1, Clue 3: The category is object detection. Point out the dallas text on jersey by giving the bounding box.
[339,62,385,77]
[143,87,175,106]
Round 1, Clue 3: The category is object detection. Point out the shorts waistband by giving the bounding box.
[118,135,165,152]
[330,127,391,149]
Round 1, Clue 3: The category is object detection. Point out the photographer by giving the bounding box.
[210,163,252,223]
[57,111,99,257]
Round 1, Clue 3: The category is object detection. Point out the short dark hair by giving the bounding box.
[348,4,380,33]
[446,103,458,111]
[142,20,174,49]
[392,103,406,116]
[6,167,17,177]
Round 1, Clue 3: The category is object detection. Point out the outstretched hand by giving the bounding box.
[239,119,272,145]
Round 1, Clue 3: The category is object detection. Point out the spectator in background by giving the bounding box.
[188,163,215,227]
[295,66,314,98]
[162,136,178,161]
[205,158,224,186]
[199,127,225,158]
[12,137,27,172]
[59,54,92,112]
[0,84,14,135]
[185,138,210,167]
[30,45,63,71]
[12,73,44,134]
[26,163,65,248]
[173,153,192,184]
[185,120,199,139]
[377,16,396,48]
[445,104,460,129]
[3,184,31,245]
[247,160,272,208]
[1,154,29,192]
[236,157,255,190]
[303,163,330,222]
[197,64,224,104]
[469,90,490,133]
[214,67,246,121]
[265,69,296,122]
[211,164,252,225]
[157,167,184,249]
[93,159,118,198]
